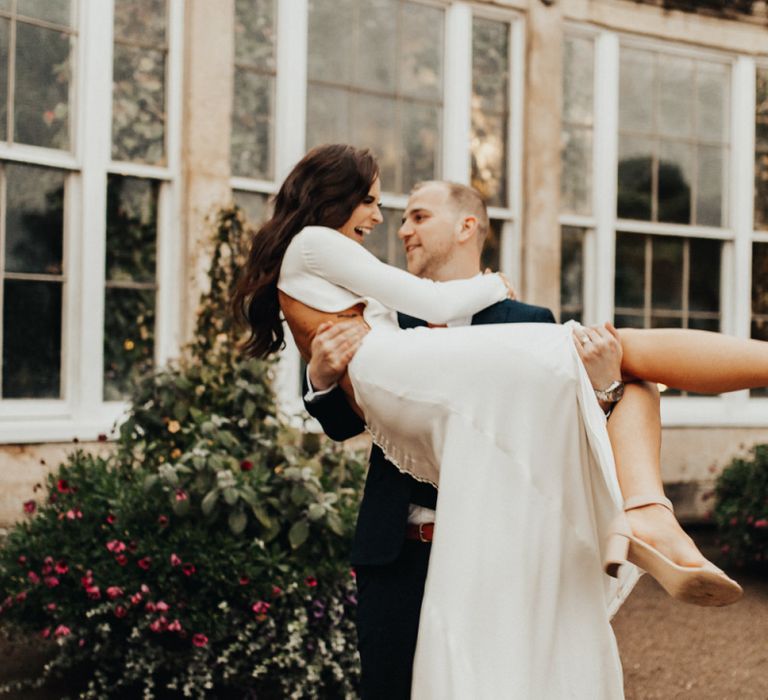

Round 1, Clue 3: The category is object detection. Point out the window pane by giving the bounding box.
[472,17,509,207]
[617,136,653,220]
[756,69,768,230]
[353,93,398,191]
[619,48,654,133]
[104,288,155,401]
[689,238,721,313]
[401,100,440,191]
[563,36,594,126]
[358,0,397,92]
[234,0,275,70]
[658,56,694,138]
[17,0,71,26]
[697,62,728,142]
[481,219,503,274]
[306,84,351,150]
[3,280,62,398]
[696,145,724,227]
[615,233,645,309]
[5,164,64,275]
[401,3,442,100]
[307,0,354,84]
[561,226,585,323]
[651,237,683,310]
[366,208,405,269]
[112,45,166,164]
[231,68,274,179]
[0,19,8,140]
[753,242,768,316]
[105,176,158,283]
[233,191,271,228]
[657,140,692,224]
[561,126,592,216]
[14,24,71,150]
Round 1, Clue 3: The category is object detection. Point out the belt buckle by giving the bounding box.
[418,523,430,543]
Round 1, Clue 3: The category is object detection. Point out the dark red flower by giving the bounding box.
[170,553,182,567]
[97,433,108,442]
[158,515,169,527]
[192,633,208,647]
[23,500,36,514]
[86,585,101,600]
[239,576,250,586]
[106,586,124,600]
[305,576,317,588]
[271,585,283,597]
[106,514,116,525]
[55,561,68,575]
[115,554,128,566]
[28,571,40,585]
[755,519,768,529]
[137,557,151,570]
[114,605,127,618]
[175,489,188,502]
[182,563,196,577]
[17,555,27,566]
[56,479,71,493]
[40,627,51,639]
[240,460,254,472]
[15,592,27,603]
[44,576,60,588]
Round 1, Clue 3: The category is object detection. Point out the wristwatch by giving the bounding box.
[594,380,625,403]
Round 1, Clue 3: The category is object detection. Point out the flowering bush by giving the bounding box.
[712,444,768,569]
[0,208,366,698]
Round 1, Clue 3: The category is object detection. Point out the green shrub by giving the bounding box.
[712,444,768,569]
[0,208,366,698]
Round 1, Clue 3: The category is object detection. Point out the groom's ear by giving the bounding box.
[457,215,479,243]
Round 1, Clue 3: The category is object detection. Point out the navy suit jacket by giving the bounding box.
[303,299,556,567]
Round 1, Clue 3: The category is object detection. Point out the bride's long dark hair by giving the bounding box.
[232,144,379,358]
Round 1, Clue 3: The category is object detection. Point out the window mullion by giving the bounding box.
[441,2,471,183]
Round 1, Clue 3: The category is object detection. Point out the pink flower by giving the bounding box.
[156,601,169,613]
[42,559,53,575]
[65,508,83,520]
[350,568,356,579]
[721,544,731,554]
[149,616,168,633]
[42,110,55,126]
[158,515,169,527]
[729,517,738,526]
[175,489,188,502]
[140,584,150,594]
[115,554,128,566]
[137,557,151,570]
[17,555,27,566]
[54,561,68,575]
[747,515,755,524]
[15,592,27,603]
[28,571,40,585]
[53,625,71,638]
[271,585,283,597]
[106,586,124,600]
[114,605,127,618]
[46,603,57,611]
[145,602,157,613]
[170,553,182,567]
[305,576,317,588]
[167,619,182,632]
[239,576,250,586]
[44,576,60,588]
[240,460,254,472]
[23,500,36,514]
[40,627,51,639]
[182,563,196,577]
[130,592,142,605]
[192,633,208,647]
[106,514,116,525]
[81,571,94,587]
[251,601,270,617]
[755,519,768,529]
[106,540,126,553]
[86,585,101,600]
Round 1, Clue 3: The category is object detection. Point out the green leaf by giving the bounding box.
[288,520,309,549]
[251,504,272,529]
[143,474,159,492]
[201,489,219,516]
[326,511,345,536]
[223,487,239,506]
[307,503,325,522]
[172,497,191,517]
[228,509,247,535]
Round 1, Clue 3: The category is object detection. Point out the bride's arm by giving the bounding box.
[297,226,509,324]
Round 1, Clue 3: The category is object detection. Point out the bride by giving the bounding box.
[233,144,752,698]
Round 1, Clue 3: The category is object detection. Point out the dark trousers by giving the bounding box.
[355,540,432,700]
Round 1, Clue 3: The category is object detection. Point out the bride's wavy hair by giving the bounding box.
[232,144,380,358]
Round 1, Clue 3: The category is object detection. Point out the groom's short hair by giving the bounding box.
[411,180,490,250]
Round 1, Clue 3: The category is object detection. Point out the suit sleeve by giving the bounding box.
[538,307,557,324]
[303,381,366,442]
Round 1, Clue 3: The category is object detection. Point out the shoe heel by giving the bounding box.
[604,532,629,578]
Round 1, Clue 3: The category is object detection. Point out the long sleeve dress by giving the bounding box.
[278,225,639,700]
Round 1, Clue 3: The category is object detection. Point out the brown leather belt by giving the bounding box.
[405,523,434,543]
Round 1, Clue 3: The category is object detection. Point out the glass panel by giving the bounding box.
[14,24,71,150]
[114,0,167,44]
[563,36,594,126]
[0,0,9,9]
[5,164,65,274]
[615,233,645,309]
[0,19,8,140]
[689,238,721,312]
[472,18,509,114]
[697,62,728,142]
[17,0,71,26]
[619,48,654,133]
[103,288,155,401]
[471,111,507,206]
[112,44,166,164]
[561,226,584,323]
[307,0,354,84]
[365,210,392,263]
[755,69,768,230]
[561,126,592,216]
[651,315,682,329]
[105,176,158,283]
[306,84,350,151]
[617,136,653,220]
[753,243,768,316]
[401,100,440,192]
[688,317,719,332]
[401,2,443,100]
[234,0,275,69]
[481,219,503,274]
[233,191,270,228]
[651,237,683,311]
[357,0,396,93]
[658,56,694,138]
[353,93,397,192]
[231,68,274,179]
[657,140,692,224]
[696,145,724,227]
[3,280,61,398]
[751,317,768,397]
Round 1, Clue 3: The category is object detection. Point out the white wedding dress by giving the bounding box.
[278,226,639,700]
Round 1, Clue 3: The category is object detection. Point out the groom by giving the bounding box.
[300,180,564,699]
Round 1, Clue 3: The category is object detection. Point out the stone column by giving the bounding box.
[521,0,563,315]
[181,0,235,343]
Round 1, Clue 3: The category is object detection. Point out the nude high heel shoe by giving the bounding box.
[604,496,743,607]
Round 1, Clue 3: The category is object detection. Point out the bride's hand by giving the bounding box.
[485,268,516,300]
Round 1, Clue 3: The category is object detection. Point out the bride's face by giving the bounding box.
[338,177,383,245]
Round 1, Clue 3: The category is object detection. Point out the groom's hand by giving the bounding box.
[308,321,368,391]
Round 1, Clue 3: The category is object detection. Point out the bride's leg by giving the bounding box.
[608,381,705,567]
[619,328,768,393]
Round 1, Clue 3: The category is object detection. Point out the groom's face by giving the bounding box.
[399,183,461,279]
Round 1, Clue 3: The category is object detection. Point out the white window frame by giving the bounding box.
[231,1,525,414]
[571,25,768,427]
[0,0,184,443]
